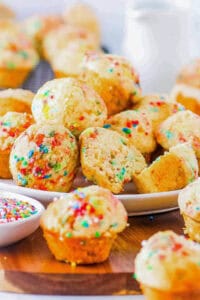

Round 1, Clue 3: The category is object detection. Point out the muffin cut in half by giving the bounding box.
[80,127,146,194]
[133,142,198,193]
[0,112,34,178]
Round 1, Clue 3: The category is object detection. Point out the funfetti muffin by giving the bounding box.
[52,40,101,79]
[79,127,146,194]
[0,24,39,88]
[10,123,78,192]
[63,3,100,43]
[155,110,200,164]
[43,24,99,62]
[104,110,156,159]
[133,94,185,132]
[0,112,34,178]
[171,59,200,115]
[135,230,200,300]
[80,53,141,116]
[0,3,15,20]
[22,14,63,57]
[0,88,34,116]
[40,185,127,264]
[32,78,107,137]
[178,178,200,242]
[133,142,198,194]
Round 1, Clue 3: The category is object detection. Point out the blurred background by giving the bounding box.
[5,0,200,93]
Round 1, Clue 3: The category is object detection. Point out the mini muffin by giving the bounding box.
[0,88,35,116]
[80,127,146,194]
[32,78,107,137]
[43,24,99,62]
[171,59,200,115]
[0,25,39,88]
[40,185,127,264]
[133,94,185,132]
[178,178,200,242]
[0,112,34,178]
[104,110,156,158]
[10,123,78,191]
[63,3,100,43]
[52,40,101,78]
[133,143,198,193]
[80,53,141,116]
[0,3,15,20]
[135,230,200,300]
[22,14,63,56]
[156,110,200,162]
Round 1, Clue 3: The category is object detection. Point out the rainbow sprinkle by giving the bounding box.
[0,197,37,224]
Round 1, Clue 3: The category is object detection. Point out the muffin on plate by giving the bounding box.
[32,78,107,137]
[104,110,156,160]
[10,123,78,191]
[40,185,127,264]
[80,53,141,116]
[79,127,146,194]
[0,112,34,178]
[178,178,200,242]
[155,110,200,165]
[133,142,198,193]
[0,2,15,20]
[0,88,34,116]
[133,94,185,132]
[171,59,200,115]
[135,230,200,300]
[63,3,100,43]
[0,23,39,88]
[52,40,101,79]
[43,24,99,62]
[22,14,63,57]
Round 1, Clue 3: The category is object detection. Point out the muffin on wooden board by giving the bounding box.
[40,185,127,264]
[178,178,200,242]
[135,230,200,300]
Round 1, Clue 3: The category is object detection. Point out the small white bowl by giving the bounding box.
[0,191,44,247]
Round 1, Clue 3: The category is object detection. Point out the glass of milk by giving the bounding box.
[123,0,191,94]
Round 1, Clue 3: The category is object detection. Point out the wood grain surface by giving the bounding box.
[0,210,184,295]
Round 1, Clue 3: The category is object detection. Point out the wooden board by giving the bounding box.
[0,210,184,295]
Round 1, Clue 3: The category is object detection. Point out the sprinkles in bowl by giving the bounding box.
[0,197,38,224]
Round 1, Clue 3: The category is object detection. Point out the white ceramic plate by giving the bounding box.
[0,191,44,247]
[0,179,180,216]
